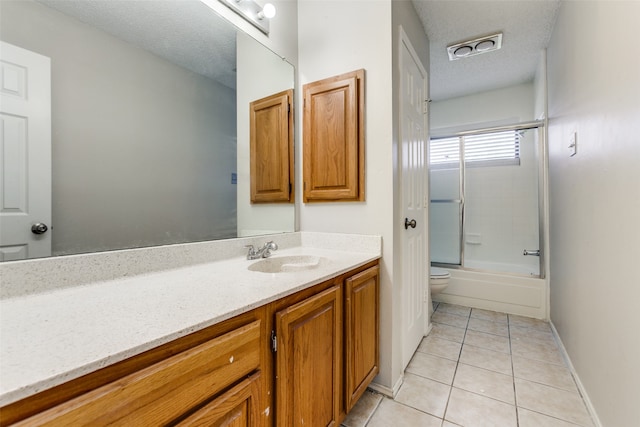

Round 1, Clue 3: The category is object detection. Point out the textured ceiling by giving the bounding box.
[37,0,238,89]
[36,0,560,99]
[411,0,561,101]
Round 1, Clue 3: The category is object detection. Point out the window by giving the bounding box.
[430,130,521,168]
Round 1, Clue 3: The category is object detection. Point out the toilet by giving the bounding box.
[430,267,451,295]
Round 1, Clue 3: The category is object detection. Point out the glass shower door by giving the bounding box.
[429,124,544,277]
[463,128,540,276]
[429,138,462,265]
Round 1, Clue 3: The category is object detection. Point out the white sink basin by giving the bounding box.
[248,255,326,273]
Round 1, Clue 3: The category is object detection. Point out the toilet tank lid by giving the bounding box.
[430,267,450,278]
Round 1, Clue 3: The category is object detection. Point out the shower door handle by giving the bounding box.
[523,249,540,256]
[404,218,417,229]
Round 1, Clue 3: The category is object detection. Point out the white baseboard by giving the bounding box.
[368,373,404,398]
[550,322,603,427]
[425,321,433,336]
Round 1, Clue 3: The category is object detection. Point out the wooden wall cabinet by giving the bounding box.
[303,70,364,203]
[250,89,294,203]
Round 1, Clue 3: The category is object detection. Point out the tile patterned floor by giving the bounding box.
[342,302,594,427]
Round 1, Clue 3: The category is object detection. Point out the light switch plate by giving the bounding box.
[569,131,577,157]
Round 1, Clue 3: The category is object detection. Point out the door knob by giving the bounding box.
[404,218,417,229]
[31,223,48,235]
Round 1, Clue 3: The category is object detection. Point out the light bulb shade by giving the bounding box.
[262,3,276,18]
[222,0,272,34]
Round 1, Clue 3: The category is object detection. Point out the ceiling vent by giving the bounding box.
[447,33,503,61]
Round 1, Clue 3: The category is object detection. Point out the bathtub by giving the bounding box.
[463,259,539,277]
[432,264,548,319]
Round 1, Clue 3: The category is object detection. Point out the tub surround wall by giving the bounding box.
[547,1,640,425]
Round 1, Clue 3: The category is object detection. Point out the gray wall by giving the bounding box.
[0,0,237,256]
[547,1,640,425]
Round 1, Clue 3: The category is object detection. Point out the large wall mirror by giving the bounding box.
[0,0,295,262]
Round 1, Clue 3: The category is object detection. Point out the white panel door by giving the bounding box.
[399,29,428,369]
[0,42,51,261]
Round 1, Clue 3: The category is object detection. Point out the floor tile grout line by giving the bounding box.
[447,312,523,409]
[455,360,515,379]
[508,313,521,427]
[437,305,469,425]
[371,397,446,425]
[514,406,588,427]
[361,392,384,427]
[440,320,466,425]
[513,375,586,394]
[379,303,592,427]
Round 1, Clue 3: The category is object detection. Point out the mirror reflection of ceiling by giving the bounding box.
[37,0,237,89]
[412,0,561,101]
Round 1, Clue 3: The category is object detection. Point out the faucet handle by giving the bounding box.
[244,245,257,259]
[261,241,278,258]
[266,241,278,250]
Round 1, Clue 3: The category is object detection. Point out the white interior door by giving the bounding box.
[399,28,429,369]
[0,41,52,261]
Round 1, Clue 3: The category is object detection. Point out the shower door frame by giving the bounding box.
[431,120,546,279]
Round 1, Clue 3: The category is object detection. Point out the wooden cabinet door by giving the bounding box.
[250,89,293,203]
[344,265,379,412]
[175,372,262,427]
[303,69,364,202]
[275,286,342,427]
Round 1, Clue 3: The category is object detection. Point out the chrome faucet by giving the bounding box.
[245,241,278,260]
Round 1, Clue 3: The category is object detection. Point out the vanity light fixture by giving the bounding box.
[221,0,276,35]
[259,3,276,19]
[447,33,503,61]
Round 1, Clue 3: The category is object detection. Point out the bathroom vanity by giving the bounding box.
[0,233,381,426]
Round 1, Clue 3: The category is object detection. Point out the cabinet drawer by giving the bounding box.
[176,372,262,427]
[16,320,261,426]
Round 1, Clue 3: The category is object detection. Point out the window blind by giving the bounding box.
[430,130,521,167]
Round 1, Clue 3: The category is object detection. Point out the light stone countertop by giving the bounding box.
[0,233,381,406]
